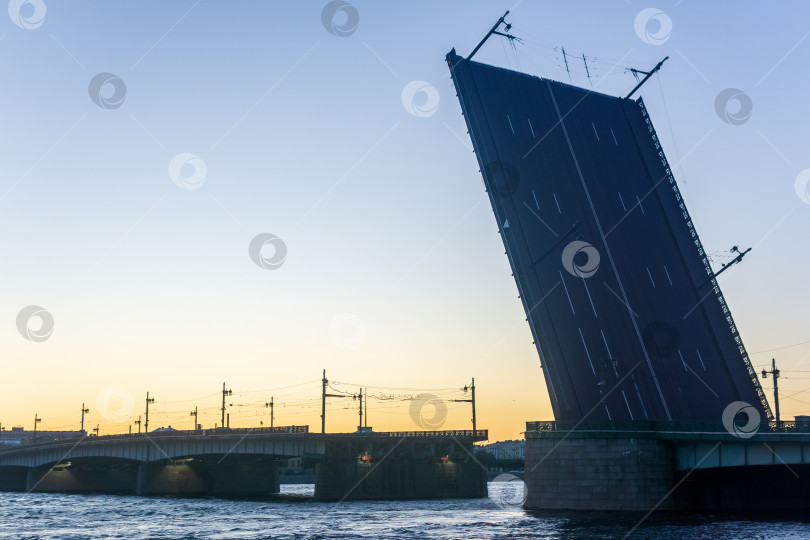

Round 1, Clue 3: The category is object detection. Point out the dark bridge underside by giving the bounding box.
[677,464,810,510]
[0,455,283,495]
[447,49,770,423]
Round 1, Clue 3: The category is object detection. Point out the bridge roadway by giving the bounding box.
[0,426,316,469]
[524,420,810,511]
[0,426,489,501]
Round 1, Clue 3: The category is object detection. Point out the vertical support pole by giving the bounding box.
[265,397,275,428]
[81,403,89,433]
[220,383,232,428]
[364,389,368,428]
[33,414,40,436]
[145,392,154,433]
[773,358,781,429]
[762,359,782,429]
[358,388,363,431]
[471,378,477,434]
[321,369,327,434]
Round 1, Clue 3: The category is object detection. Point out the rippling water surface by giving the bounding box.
[1,484,808,539]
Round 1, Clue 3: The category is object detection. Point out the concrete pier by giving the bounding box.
[0,467,29,492]
[314,435,487,501]
[524,432,673,511]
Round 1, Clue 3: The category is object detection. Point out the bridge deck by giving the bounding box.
[0,428,488,469]
[525,420,810,470]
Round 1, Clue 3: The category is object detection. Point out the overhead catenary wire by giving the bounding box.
[26,374,477,434]
[329,380,462,393]
[751,339,810,355]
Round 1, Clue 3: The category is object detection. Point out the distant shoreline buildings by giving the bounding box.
[478,439,525,460]
[0,427,83,446]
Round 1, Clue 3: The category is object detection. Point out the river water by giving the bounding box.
[1,484,808,539]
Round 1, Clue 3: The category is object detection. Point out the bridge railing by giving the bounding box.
[357,429,488,440]
[94,425,310,440]
[525,420,810,433]
[0,426,488,454]
[1,425,310,451]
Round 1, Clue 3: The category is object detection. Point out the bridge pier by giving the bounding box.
[314,436,487,501]
[0,467,29,491]
[136,457,279,496]
[524,431,673,511]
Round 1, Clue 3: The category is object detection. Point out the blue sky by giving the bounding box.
[1,1,809,439]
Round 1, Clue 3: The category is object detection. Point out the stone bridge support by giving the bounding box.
[314,436,487,501]
[0,467,29,491]
[524,433,673,511]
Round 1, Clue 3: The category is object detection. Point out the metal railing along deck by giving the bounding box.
[0,426,489,453]
[525,420,810,433]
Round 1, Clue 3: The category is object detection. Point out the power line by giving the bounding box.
[329,380,463,393]
[751,339,810,355]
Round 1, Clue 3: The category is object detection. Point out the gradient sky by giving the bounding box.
[1,1,809,442]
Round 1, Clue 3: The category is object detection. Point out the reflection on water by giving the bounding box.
[0,483,807,539]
